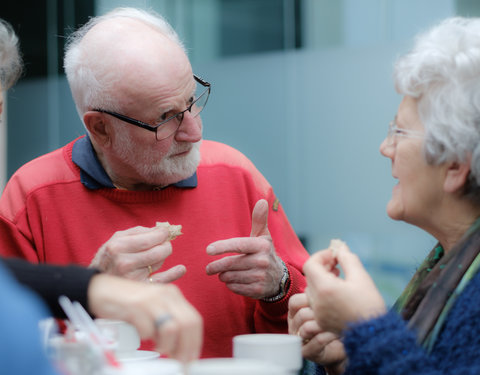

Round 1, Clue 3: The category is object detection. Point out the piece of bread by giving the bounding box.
[329,238,346,257]
[156,221,183,240]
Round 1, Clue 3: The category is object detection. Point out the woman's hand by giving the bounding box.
[303,242,386,335]
[288,293,346,370]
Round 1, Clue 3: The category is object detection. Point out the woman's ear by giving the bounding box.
[444,157,472,194]
[83,111,111,146]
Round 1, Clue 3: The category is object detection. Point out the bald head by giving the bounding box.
[85,18,190,104]
[64,7,189,118]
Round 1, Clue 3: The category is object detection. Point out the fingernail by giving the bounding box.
[206,245,214,254]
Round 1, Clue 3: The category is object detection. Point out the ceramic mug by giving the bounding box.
[95,319,140,354]
[233,333,302,374]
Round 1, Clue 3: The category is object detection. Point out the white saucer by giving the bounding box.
[116,350,160,362]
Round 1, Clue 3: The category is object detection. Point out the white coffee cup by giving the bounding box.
[233,333,302,374]
[188,358,289,375]
[95,319,140,354]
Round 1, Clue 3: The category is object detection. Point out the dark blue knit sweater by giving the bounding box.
[333,270,480,374]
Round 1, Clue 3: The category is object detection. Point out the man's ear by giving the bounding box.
[444,157,471,194]
[83,111,111,146]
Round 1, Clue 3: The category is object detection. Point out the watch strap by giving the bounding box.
[262,260,290,303]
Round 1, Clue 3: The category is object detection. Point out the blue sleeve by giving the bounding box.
[0,261,59,375]
[342,273,480,375]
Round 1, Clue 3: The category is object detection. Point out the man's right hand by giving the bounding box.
[90,225,186,283]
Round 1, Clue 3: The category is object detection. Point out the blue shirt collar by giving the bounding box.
[72,136,197,190]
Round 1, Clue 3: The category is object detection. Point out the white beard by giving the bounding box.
[112,130,201,187]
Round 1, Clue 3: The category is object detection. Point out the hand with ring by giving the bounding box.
[89,225,187,284]
[148,265,154,283]
[155,313,172,327]
[87,273,203,362]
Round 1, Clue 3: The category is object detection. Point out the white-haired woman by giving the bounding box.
[289,17,480,374]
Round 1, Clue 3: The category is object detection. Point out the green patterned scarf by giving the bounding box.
[393,217,480,352]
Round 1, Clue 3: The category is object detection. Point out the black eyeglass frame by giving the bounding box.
[93,74,211,139]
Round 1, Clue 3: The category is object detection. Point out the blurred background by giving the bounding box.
[2,0,480,305]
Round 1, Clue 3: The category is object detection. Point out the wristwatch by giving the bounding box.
[262,260,290,303]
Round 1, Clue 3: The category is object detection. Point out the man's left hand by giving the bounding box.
[205,199,285,299]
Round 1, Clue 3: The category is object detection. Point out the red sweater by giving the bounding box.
[0,138,309,358]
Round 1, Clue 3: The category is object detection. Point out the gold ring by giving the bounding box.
[148,265,153,274]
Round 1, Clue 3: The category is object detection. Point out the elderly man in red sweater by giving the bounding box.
[0,7,309,358]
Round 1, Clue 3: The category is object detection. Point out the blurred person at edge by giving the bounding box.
[0,17,202,372]
[0,8,309,358]
[289,17,480,375]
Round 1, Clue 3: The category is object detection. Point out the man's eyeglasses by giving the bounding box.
[386,119,424,146]
[93,75,211,141]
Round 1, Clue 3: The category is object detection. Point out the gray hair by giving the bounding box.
[64,7,185,118]
[0,19,23,90]
[394,17,480,204]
